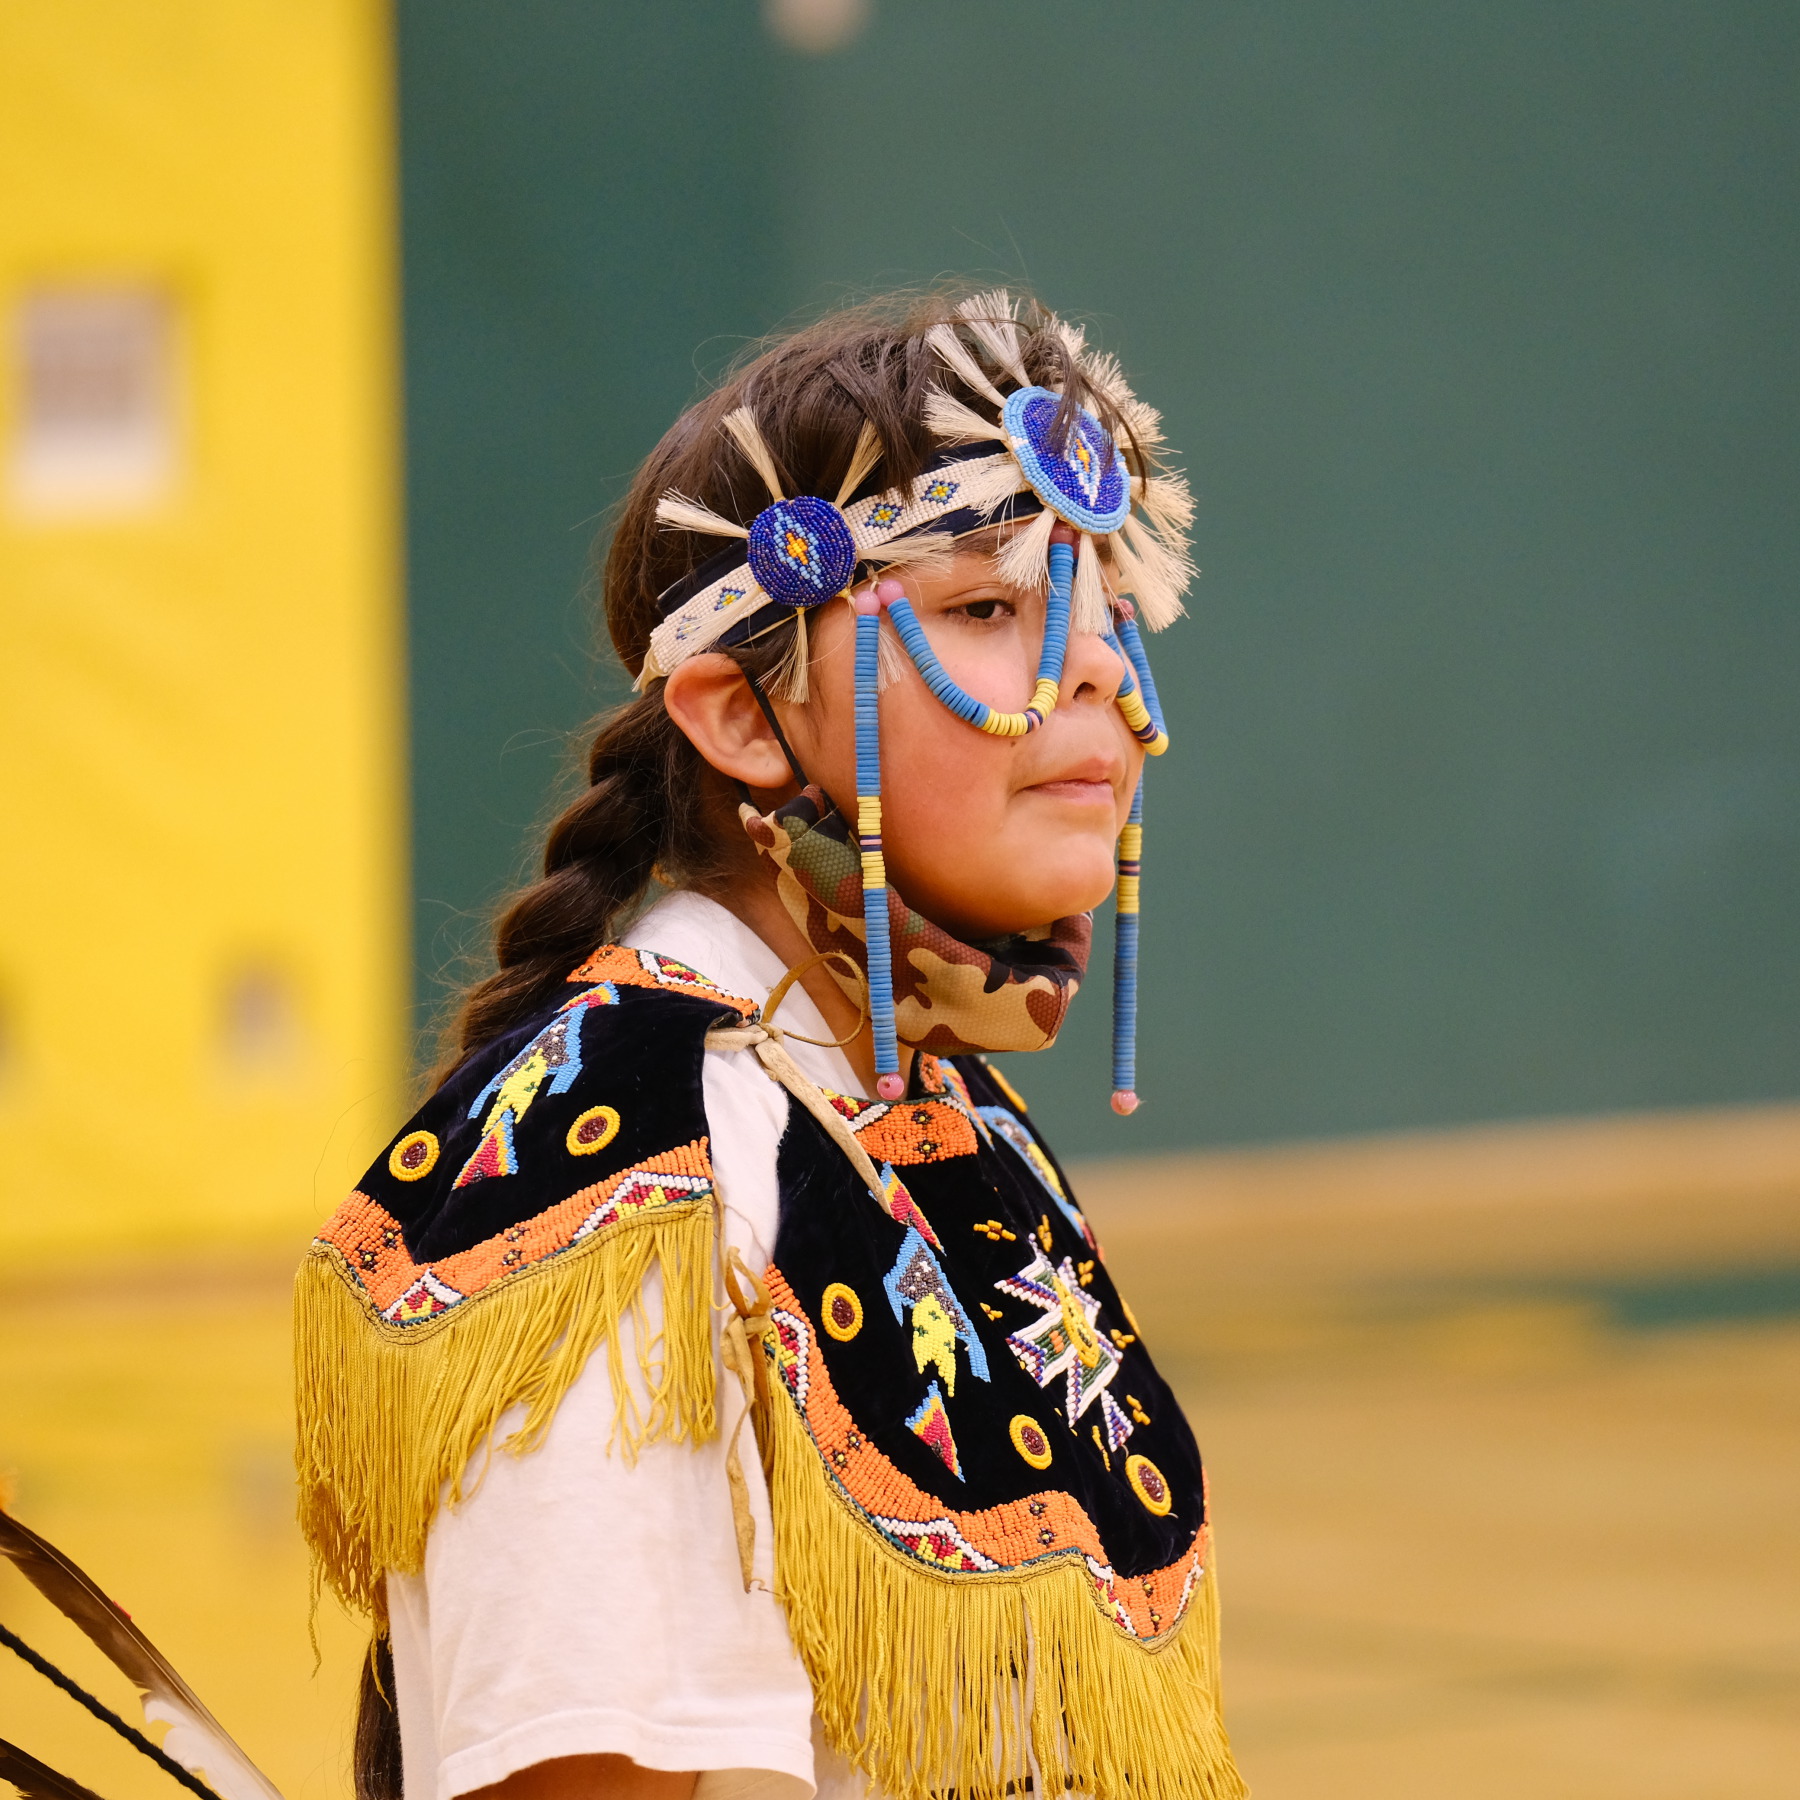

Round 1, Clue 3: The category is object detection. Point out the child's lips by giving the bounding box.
[1027,777,1117,805]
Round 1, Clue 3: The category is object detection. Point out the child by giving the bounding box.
[296,292,1244,1800]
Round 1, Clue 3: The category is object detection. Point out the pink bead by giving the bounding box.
[877,1073,906,1101]
[874,577,906,608]
[1049,523,1078,546]
[852,585,882,615]
[1110,1090,1139,1116]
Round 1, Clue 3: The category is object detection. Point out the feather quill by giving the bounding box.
[924,324,1008,410]
[1050,316,1088,363]
[768,607,810,705]
[956,291,1030,387]
[720,407,787,503]
[1072,531,1110,636]
[655,491,750,539]
[832,420,885,508]
[995,505,1057,593]
[1118,513,1192,630]
[877,616,909,692]
[1078,350,1133,410]
[954,457,1032,521]
[0,1511,284,1800]
[0,1739,109,1800]
[866,530,957,577]
[922,388,1006,448]
[1140,472,1195,538]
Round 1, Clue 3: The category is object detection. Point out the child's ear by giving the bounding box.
[663,654,794,790]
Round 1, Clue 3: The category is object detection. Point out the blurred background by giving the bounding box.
[2,3,1796,1797]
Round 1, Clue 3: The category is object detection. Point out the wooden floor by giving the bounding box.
[3,1103,1798,1800]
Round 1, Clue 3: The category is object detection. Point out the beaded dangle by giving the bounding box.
[1104,602,1167,1115]
[855,582,905,1100]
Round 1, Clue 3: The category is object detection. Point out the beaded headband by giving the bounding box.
[643,293,1192,1113]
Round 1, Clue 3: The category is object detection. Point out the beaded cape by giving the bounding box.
[295,947,1244,1800]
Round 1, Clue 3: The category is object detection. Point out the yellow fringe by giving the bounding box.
[295,1204,718,1615]
[759,1389,1247,1800]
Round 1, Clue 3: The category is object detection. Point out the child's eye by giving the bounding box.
[953,598,1015,622]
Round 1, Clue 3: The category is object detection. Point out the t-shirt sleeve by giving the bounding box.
[387,1049,815,1800]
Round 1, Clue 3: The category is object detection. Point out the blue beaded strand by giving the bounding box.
[854,601,903,1099]
[884,535,1075,735]
[1111,776,1145,1114]
[1115,614,1167,737]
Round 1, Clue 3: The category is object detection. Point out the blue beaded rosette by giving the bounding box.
[746,494,860,608]
[1001,386,1131,536]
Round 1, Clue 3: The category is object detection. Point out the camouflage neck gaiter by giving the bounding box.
[740,785,1091,1062]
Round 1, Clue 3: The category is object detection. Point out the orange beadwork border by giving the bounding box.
[318,1140,715,1326]
[820,1054,988,1167]
[566,943,757,1016]
[763,1265,1208,1641]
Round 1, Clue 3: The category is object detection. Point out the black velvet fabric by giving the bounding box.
[771,1056,1206,1582]
[355,983,729,1263]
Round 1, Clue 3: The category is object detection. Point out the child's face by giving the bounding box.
[784,547,1146,940]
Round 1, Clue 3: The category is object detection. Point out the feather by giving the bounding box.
[924,323,1007,410]
[833,420,885,507]
[922,387,1006,448]
[877,616,909,692]
[1072,531,1110,636]
[655,491,749,539]
[1117,395,1165,448]
[0,1739,109,1800]
[956,290,1030,387]
[1118,514,1192,630]
[953,456,1032,520]
[1049,316,1087,363]
[720,407,786,503]
[0,1511,284,1800]
[995,505,1056,593]
[1078,350,1134,410]
[867,530,957,577]
[1140,472,1195,537]
[768,608,810,705]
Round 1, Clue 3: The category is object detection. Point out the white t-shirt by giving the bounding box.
[388,892,869,1800]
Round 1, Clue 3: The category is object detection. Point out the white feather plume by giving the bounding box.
[954,455,1032,520]
[721,406,787,502]
[995,505,1057,593]
[655,490,750,539]
[923,386,1007,447]
[877,615,909,691]
[833,419,885,507]
[1117,395,1165,448]
[1140,472,1195,537]
[956,290,1031,387]
[1072,531,1110,636]
[1078,350,1134,409]
[868,530,958,575]
[1050,315,1088,362]
[925,322,1008,409]
[1118,513,1192,630]
[768,607,810,704]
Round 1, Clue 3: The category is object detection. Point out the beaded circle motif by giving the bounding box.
[1002,386,1130,536]
[746,495,859,608]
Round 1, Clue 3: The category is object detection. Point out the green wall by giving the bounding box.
[402,3,1800,1156]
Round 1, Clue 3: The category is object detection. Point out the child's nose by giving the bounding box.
[1059,609,1127,705]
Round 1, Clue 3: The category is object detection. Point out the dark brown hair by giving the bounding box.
[358,289,1142,1800]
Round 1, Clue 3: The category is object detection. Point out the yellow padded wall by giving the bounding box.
[0,1,403,1261]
